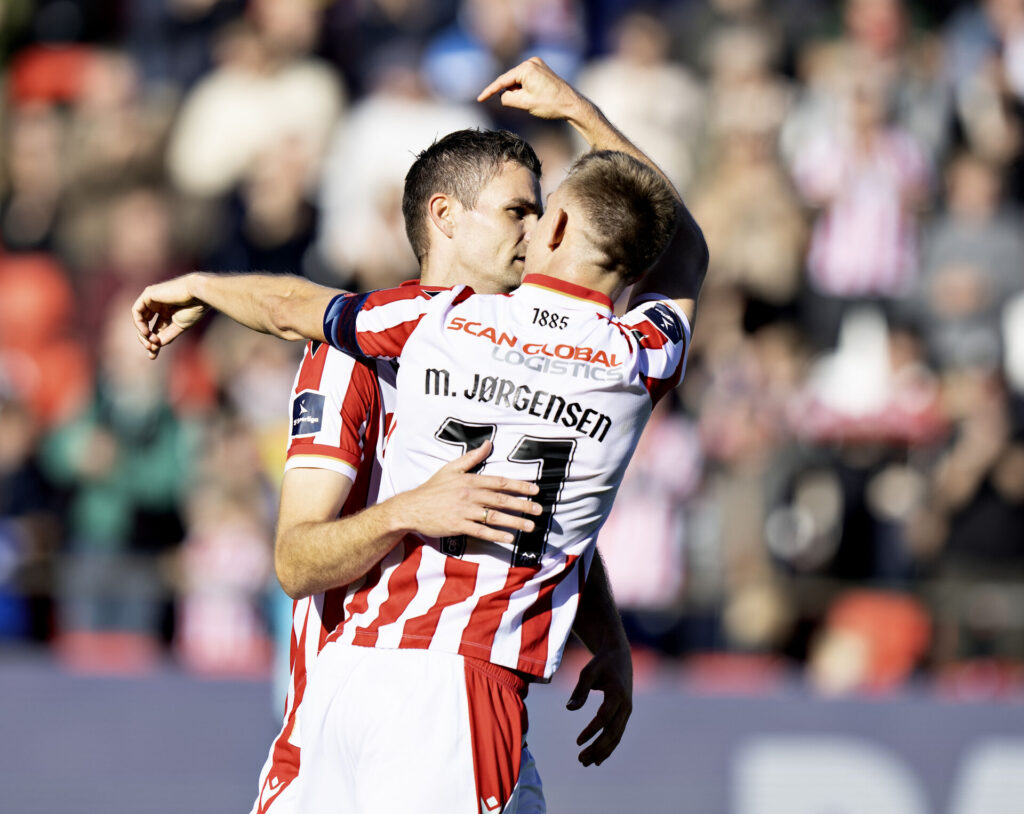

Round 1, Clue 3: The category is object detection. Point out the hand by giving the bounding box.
[132,275,208,359]
[393,441,542,544]
[566,645,633,767]
[477,57,585,121]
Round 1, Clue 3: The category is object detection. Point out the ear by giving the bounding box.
[427,193,456,239]
[547,207,569,250]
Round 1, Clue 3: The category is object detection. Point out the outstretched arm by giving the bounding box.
[277,442,541,598]
[132,272,338,358]
[478,58,708,324]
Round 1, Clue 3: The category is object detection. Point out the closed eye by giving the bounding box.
[506,198,540,221]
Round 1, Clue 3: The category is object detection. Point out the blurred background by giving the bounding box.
[1,0,1024,811]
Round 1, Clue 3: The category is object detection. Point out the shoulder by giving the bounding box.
[294,341,380,398]
[621,297,691,350]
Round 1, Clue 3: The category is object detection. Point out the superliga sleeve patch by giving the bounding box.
[291,390,326,437]
[643,302,684,344]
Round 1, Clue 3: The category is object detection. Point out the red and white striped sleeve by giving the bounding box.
[322,285,441,361]
[622,295,692,405]
[285,341,380,480]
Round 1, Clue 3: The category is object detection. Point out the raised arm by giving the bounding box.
[132,272,338,359]
[478,58,707,324]
[478,57,677,195]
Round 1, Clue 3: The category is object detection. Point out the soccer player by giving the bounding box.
[135,58,707,812]
[248,130,623,814]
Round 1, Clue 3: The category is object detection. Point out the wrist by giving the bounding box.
[565,93,598,134]
[187,271,209,303]
[377,492,413,537]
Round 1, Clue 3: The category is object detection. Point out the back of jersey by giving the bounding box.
[327,274,689,677]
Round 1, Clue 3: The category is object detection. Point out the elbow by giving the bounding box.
[274,543,308,600]
[274,566,306,601]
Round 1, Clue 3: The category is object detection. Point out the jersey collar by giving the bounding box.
[518,274,614,313]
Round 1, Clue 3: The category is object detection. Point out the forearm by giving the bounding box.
[275,494,410,599]
[564,92,706,308]
[572,553,630,656]
[566,96,680,201]
[188,272,336,343]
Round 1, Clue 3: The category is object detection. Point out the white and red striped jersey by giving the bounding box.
[252,340,391,814]
[793,128,930,298]
[321,273,691,678]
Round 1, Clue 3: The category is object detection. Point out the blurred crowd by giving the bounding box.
[0,0,1022,698]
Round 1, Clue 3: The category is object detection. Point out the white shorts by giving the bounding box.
[293,642,543,813]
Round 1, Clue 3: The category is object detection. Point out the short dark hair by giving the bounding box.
[561,150,678,284]
[403,129,542,260]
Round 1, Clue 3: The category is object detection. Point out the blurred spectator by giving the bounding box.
[205,136,319,275]
[792,76,931,345]
[175,479,273,675]
[423,0,583,105]
[597,398,702,654]
[320,0,458,96]
[174,411,276,675]
[63,49,174,199]
[0,104,65,253]
[911,373,1024,578]
[316,47,487,288]
[574,10,704,192]
[0,396,59,639]
[691,24,805,307]
[167,3,344,198]
[783,0,950,164]
[0,254,91,427]
[39,297,197,670]
[125,0,247,91]
[72,187,185,341]
[198,317,300,479]
[669,0,788,78]
[912,151,1024,372]
[945,1,1024,178]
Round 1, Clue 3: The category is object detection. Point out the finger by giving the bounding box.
[132,295,155,336]
[578,724,625,766]
[153,320,187,348]
[499,88,531,110]
[467,474,539,496]
[445,441,493,473]
[136,332,160,359]
[579,709,628,766]
[473,508,535,534]
[463,522,516,545]
[477,66,525,102]
[484,493,541,515]
[567,663,597,710]
[576,696,616,747]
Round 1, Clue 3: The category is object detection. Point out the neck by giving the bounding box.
[418,252,462,290]
[530,256,625,302]
[419,251,516,295]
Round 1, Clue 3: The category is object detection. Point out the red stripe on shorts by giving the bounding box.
[463,657,527,814]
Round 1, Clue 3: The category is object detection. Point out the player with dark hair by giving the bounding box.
[134,58,707,813]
